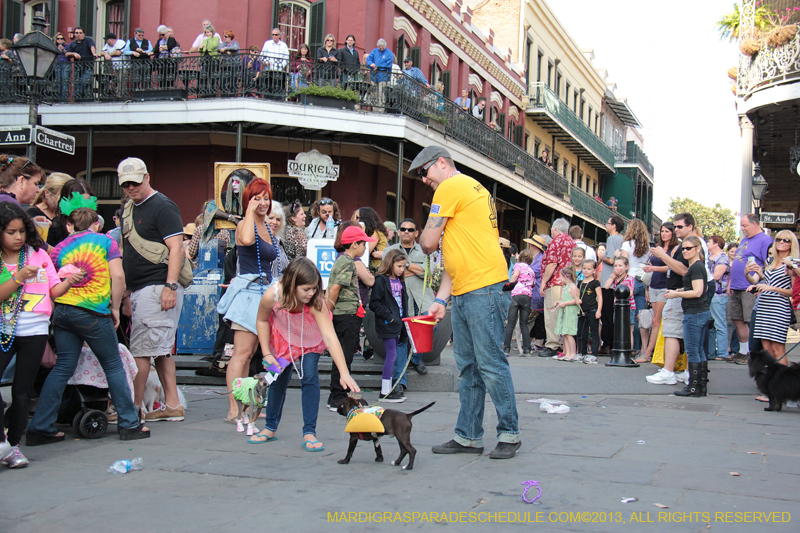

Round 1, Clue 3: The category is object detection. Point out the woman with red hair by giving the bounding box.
[217,178,282,423]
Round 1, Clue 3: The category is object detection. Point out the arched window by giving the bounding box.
[277,0,310,53]
[397,36,409,65]
[430,60,441,87]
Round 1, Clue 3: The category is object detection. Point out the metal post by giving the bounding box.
[524,198,530,239]
[492,181,497,201]
[395,141,403,229]
[606,284,638,367]
[740,115,754,217]
[85,127,93,184]
[26,101,38,162]
[235,122,243,163]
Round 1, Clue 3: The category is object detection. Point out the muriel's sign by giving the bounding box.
[288,149,340,190]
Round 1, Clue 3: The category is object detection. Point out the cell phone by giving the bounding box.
[747,256,756,265]
[649,240,657,248]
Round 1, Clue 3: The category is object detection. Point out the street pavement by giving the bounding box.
[2,347,799,533]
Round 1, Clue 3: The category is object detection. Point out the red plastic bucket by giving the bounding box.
[402,316,436,354]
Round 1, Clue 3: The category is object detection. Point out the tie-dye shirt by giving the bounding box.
[51,230,121,315]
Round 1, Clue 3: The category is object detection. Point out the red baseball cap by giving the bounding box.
[341,226,376,244]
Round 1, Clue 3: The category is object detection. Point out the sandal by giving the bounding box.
[755,396,769,403]
[301,440,325,452]
[119,423,151,441]
[634,355,652,364]
[248,431,277,444]
[25,431,65,447]
[223,417,240,425]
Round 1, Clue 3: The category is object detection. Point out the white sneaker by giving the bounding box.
[646,368,677,385]
[0,441,12,462]
[675,370,689,384]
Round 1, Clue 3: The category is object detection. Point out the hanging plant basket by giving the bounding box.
[766,25,798,47]
[739,39,761,56]
[727,66,738,80]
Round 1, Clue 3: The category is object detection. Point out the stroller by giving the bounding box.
[55,344,137,439]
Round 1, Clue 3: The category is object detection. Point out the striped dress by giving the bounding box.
[753,267,793,343]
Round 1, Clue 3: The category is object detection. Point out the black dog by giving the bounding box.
[747,350,800,412]
[336,396,435,470]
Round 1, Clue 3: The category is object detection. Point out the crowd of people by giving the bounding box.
[1,143,795,469]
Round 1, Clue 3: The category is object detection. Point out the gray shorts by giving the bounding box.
[728,289,756,322]
[130,285,184,358]
[649,288,668,304]
[662,297,684,339]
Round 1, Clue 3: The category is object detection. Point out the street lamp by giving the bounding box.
[751,163,769,216]
[12,15,59,163]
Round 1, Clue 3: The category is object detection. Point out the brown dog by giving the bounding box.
[336,396,435,471]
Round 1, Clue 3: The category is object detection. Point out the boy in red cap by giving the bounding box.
[325,224,375,410]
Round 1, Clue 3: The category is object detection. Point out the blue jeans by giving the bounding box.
[264,352,321,437]
[392,341,419,388]
[451,281,519,445]
[682,310,710,363]
[632,279,647,351]
[29,305,140,435]
[708,293,729,358]
[55,62,71,101]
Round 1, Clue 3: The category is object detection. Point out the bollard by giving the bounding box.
[605,284,639,367]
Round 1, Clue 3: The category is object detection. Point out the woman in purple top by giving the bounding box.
[637,222,679,363]
[706,235,731,360]
[0,156,43,207]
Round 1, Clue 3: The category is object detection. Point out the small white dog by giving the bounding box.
[143,370,187,413]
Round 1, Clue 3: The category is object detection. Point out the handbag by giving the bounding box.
[652,318,687,372]
[637,305,653,330]
[639,260,653,287]
[41,341,57,369]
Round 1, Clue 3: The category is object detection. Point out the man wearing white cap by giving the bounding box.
[414,145,521,460]
[118,157,186,422]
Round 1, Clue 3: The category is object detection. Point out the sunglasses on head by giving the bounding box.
[290,199,301,212]
[318,198,333,206]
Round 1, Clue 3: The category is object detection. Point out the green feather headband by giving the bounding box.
[59,192,98,216]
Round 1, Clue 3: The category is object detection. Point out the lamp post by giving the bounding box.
[751,163,769,217]
[12,15,59,163]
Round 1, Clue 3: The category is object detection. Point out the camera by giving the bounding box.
[649,240,657,248]
[789,257,800,268]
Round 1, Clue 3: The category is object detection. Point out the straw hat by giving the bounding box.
[523,235,547,251]
[499,237,511,249]
[183,223,196,236]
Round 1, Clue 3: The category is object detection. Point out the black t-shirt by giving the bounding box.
[122,192,184,292]
[666,243,691,291]
[66,38,96,62]
[579,279,601,312]
[681,261,709,314]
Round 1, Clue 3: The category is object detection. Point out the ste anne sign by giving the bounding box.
[0,126,33,146]
[288,149,340,190]
[0,125,75,155]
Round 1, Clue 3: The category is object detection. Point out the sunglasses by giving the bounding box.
[674,224,685,229]
[120,181,141,189]
[682,246,695,251]
[418,159,438,179]
[318,198,333,206]
[398,227,416,232]
[776,238,792,244]
[272,33,281,36]
[325,39,334,42]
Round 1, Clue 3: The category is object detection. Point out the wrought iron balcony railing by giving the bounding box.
[0,54,616,221]
[614,141,654,179]
[527,82,616,169]
[569,186,625,226]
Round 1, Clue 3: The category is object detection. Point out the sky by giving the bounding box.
[547,0,742,220]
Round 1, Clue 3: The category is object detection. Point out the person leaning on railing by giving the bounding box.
[291,44,313,91]
[316,34,340,86]
[261,28,290,97]
[217,30,240,96]
[198,25,220,95]
[242,46,263,97]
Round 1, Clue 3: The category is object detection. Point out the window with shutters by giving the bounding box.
[105,0,126,40]
[564,80,570,104]
[440,70,450,99]
[3,0,23,40]
[76,0,95,38]
[24,1,54,36]
[396,36,408,65]
[430,60,440,86]
[277,1,310,53]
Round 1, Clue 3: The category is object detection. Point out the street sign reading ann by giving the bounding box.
[761,212,795,225]
[0,126,33,146]
[34,126,75,155]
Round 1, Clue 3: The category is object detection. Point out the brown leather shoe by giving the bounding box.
[597,346,612,356]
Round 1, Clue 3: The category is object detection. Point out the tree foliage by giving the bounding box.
[667,197,738,244]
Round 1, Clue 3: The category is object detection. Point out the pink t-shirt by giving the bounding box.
[511,262,535,298]
[3,246,60,336]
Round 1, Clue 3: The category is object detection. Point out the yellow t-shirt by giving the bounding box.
[430,174,508,295]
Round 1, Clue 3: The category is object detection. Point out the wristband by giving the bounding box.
[10,274,21,284]
[434,297,448,306]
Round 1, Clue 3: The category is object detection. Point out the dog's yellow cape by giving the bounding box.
[344,406,385,434]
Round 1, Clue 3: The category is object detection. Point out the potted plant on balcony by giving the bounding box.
[291,84,360,110]
[420,113,448,133]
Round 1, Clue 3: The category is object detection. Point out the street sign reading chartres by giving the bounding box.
[761,212,795,225]
[34,126,75,155]
[288,149,340,190]
[0,126,33,146]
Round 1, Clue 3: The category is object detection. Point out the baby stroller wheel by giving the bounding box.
[72,411,84,436]
[78,410,108,439]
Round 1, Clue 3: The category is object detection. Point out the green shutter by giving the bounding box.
[272,0,280,30]
[498,113,505,131]
[308,0,326,59]
[3,0,23,40]
[441,70,450,99]
[514,125,524,147]
[123,0,130,40]
[77,0,95,39]
[49,0,59,38]
[409,47,420,68]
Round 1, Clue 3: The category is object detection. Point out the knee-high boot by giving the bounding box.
[674,362,703,397]
[700,361,708,397]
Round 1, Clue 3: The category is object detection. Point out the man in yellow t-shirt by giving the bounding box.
[414,145,521,460]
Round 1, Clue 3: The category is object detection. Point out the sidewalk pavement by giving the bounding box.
[2,352,799,533]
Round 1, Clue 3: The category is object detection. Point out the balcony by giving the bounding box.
[614,141,654,181]
[569,186,628,227]
[526,82,616,172]
[0,55,614,223]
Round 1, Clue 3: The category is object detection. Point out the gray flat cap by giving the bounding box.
[408,145,452,174]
